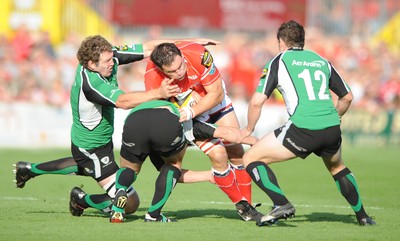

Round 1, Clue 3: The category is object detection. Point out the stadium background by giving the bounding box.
[0,0,399,148]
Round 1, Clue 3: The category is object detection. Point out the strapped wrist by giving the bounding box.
[182,107,195,121]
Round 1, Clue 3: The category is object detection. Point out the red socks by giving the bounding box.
[213,167,245,204]
[230,164,252,204]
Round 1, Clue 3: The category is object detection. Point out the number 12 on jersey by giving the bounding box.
[298,69,330,101]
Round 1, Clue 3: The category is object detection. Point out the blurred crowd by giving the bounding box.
[0,25,399,112]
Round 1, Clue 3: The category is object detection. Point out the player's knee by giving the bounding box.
[208,147,228,162]
[207,153,228,172]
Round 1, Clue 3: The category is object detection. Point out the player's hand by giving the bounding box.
[159,78,180,99]
[190,38,220,46]
[239,135,258,146]
[179,107,195,122]
[233,128,258,145]
[240,127,253,138]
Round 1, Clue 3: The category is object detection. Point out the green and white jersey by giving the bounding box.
[70,44,144,149]
[128,100,180,117]
[256,48,351,130]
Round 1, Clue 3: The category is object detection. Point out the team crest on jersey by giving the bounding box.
[201,50,213,68]
[260,68,268,79]
[208,64,216,74]
[115,45,128,51]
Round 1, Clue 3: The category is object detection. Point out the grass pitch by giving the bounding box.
[1,146,399,241]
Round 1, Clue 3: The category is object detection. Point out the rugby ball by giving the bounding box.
[170,89,196,108]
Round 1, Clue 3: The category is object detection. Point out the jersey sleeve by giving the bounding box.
[255,55,280,97]
[112,44,144,65]
[178,42,221,86]
[82,70,125,107]
[199,48,221,86]
[328,64,351,98]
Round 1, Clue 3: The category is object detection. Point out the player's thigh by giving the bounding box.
[322,147,345,175]
[72,141,119,183]
[243,132,296,166]
[195,139,229,171]
[162,146,186,170]
[149,152,166,171]
[214,111,244,161]
[215,111,240,127]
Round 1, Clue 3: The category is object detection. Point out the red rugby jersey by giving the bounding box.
[144,41,220,97]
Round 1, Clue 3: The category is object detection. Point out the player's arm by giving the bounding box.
[243,92,268,135]
[142,38,220,58]
[242,61,277,135]
[115,78,180,109]
[329,64,353,118]
[193,120,257,145]
[213,126,258,145]
[179,169,214,183]
[336,92,353,118]
[179,79,224,122]
[183,38,220,46]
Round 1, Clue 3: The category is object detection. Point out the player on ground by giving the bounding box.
[107,99,257,222]
[240,20,376,226]
[71,99,258,221]
[144,42,263,221]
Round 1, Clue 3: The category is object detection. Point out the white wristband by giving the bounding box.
[182,107,195,121]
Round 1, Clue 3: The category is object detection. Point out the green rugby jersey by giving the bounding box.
[256,48,351,130]
[70,44,144,149]
[128,100,180,117]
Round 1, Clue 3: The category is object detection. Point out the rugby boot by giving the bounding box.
[358,216,377,226]
[235,200,264,222]
[69,186,86,216]
[110,189,128,223]
[256,202,296,226]
[13,161,34,188]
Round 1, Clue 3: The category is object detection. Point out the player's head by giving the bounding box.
[77,35,114,77]
[276,20,305,51]
[150,43,187,80]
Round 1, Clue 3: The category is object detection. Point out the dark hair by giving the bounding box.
[150,43,182,69]
[77,35,112,68]
[277,20,305,48]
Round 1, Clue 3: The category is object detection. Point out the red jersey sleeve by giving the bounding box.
[176,42,221,87]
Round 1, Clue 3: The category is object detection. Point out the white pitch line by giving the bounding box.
[1,196,39,201]
[188,200,383,210]
[1,196,67,201]
[1,197,383,210]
